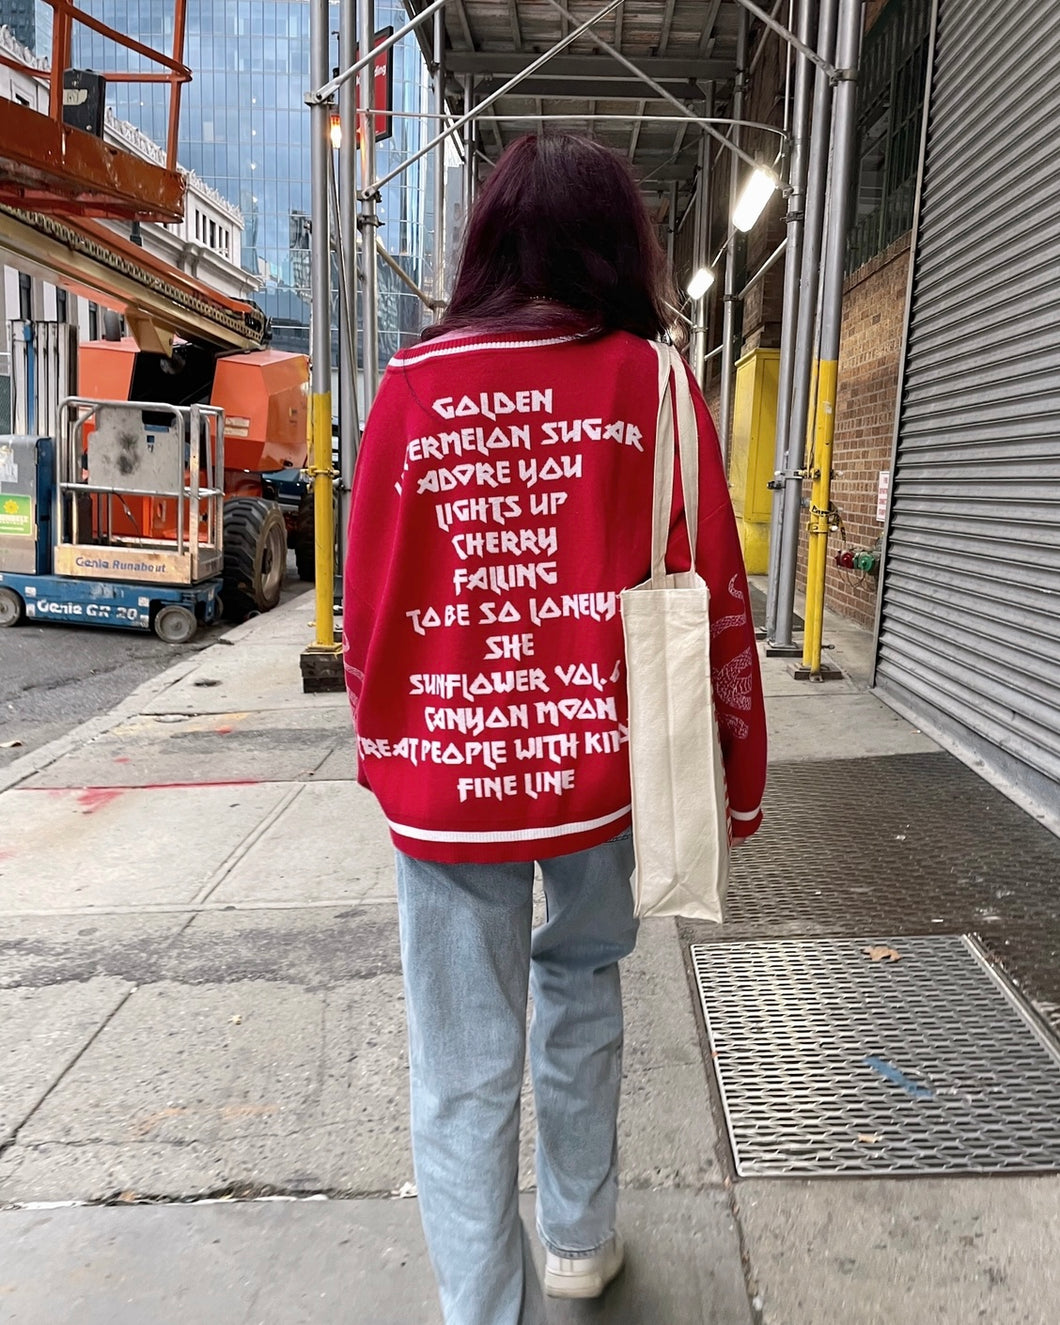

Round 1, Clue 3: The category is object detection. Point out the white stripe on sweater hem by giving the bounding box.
[387,804,631,844]
[394,333,584,367]
[730,806,762,821]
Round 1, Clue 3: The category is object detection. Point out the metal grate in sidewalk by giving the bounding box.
[691,934,1060,1177]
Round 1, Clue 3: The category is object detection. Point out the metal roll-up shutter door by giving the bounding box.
[875,0,1060,823]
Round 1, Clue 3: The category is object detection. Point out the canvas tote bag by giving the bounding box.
[620,342,730,922]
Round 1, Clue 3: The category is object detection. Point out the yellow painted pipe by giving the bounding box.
[311,390,336,649]
[802,357,838,674]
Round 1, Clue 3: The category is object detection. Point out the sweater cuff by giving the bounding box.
[730,806,763,839]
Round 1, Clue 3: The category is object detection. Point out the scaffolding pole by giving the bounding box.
[799,0,864,677]
[718,8,749,470]
[462,76,475,217]
[692,86,714,387]
[301,0,342,688]
[771,0,839,651]
[338,0,360,567]
[764,0,816,645]
[358,0,380,410]
[431,5,447,306]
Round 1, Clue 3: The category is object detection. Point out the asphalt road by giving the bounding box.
[0,563,311,770]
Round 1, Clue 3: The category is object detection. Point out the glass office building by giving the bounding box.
[0,1,53,55]
[73,1,435,360]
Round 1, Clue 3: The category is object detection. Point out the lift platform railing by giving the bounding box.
[54,397,225,588]
[0,0,190,174]
[0,0,190,222]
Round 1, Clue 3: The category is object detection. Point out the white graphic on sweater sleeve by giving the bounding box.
[710,574,750,639]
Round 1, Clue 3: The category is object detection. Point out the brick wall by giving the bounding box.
[797,234,911,628]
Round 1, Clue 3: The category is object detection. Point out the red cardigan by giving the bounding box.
[343,328,767,862]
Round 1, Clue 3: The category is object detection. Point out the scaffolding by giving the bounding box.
[306,0,868,677]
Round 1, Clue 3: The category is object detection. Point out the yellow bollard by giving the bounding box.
[310,390,337,649]
[801,358,838,676]
[299,389,343,691]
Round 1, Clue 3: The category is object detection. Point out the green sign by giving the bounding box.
[0,494,32,538]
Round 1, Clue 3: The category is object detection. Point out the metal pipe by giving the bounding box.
[462,76,475,217]
[377,237,435,306]
[309,0,337,651]
[338,0,360,566]
[329,151,355,373]
[692,85,713,387]
[748,0,787,78]
[329,146,357,453]
[307,0,447,103]
[542,0,759,171]
[732,0,839,79]
[765,0,815,643]
[335,110,788,140]
[773,0,839,648]
[369,0,625,193]
[358,0,380,408]
[718,7,749,470]
[801,0,864,675]
[783,0,794,136]
[166,0,188,173]
[431,4,447,305]
[738,237,787,298]
[48,2,71,128]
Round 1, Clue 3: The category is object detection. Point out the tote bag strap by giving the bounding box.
[650,342,701,583]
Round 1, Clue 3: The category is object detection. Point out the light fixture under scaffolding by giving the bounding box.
[733,167,778,233]
[687,267,716,300]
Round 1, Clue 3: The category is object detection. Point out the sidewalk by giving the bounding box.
[0,585,1058,1324]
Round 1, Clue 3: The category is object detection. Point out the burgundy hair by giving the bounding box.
[423,133,674,342]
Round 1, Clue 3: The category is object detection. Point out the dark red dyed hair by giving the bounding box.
[423,133,674,342]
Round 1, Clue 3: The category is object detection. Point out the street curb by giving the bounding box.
[0,594,314,796]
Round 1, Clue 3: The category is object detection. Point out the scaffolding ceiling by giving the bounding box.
[417,0,748,223]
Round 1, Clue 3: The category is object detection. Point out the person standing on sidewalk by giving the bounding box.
[342,133,766,1325]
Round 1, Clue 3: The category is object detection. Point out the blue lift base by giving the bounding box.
[0,570,223,639]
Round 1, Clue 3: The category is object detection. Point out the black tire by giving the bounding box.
[154,604,198,644]
[294,493,315,582]
[222,498,288,620]
[0,586,25,627]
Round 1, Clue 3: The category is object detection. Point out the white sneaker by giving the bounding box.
[544,1233,625,1299]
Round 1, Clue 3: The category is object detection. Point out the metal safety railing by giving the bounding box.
[0,1,190,173]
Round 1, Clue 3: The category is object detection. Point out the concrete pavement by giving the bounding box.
[0,587,1057,1324]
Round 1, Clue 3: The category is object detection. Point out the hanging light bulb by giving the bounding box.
[732,167,777,232]
[686,267,716,300]
[329,112,343,151]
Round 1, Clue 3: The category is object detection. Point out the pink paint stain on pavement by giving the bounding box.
[75,788,126,814]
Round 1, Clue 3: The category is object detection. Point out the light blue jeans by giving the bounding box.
[395,832,638,1325]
